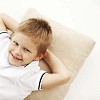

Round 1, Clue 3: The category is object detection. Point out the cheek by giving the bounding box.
[23,54,34,63]
[8,44,15,52]
[23,54,33,59]
[24,53,37,61]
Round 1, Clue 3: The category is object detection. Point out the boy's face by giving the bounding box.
[8,33,38,67]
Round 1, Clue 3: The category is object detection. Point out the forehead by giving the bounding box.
[12,33,36,49]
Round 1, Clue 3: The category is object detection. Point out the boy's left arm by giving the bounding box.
[0,13,19,32]
[41,50,71,89]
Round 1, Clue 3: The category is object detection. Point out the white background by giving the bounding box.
[0,0,100,100]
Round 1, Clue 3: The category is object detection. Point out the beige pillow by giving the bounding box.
[23,8,95,100]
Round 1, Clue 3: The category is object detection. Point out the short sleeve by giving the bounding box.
[33,70,47,90]
[18,69,47,92]
[0,31,9,40]
[0,31,10,53]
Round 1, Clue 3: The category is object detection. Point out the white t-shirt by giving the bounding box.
[0,32,47,100]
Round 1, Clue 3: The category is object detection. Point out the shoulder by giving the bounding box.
[0,31,10,53]
[19,61,47,91]
[0,31,9,39]
[0,31,8,35]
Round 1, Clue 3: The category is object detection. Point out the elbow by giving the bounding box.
[60,71,72,84]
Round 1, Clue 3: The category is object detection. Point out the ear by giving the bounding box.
[35,53,46,60]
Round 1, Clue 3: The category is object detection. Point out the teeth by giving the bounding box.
[13,54,21,60]
[14,56,17,59]
[11,53,22,60]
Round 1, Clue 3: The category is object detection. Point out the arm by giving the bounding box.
[0,13,19,32]
[42,50,71,89]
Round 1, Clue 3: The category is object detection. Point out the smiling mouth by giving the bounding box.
[11,53,22,61]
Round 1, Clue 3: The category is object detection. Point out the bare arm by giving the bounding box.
[42,50,71,89]
[0,13,19,32]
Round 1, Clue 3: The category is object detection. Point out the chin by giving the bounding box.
[8,53,23,67]
[9,60,19,67]
[8,58,21,67]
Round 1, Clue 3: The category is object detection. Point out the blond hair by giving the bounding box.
[14,18,52,56]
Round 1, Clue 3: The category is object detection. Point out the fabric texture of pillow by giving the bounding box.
[23,8,95,100]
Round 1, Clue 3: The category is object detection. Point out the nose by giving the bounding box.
[15,47,22,56]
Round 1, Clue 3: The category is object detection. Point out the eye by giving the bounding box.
[24,48,30,53]
[13,41,18,46]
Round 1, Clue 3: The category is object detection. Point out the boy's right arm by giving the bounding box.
[0,13,19,32]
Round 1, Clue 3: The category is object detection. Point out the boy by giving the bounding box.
[0,13,70,100]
